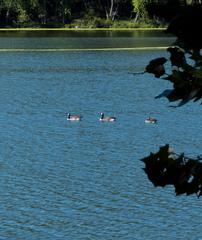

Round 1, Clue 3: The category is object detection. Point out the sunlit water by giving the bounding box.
[0,31,201,240]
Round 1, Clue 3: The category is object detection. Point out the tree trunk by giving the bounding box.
[105,0,118,20]
[5,0,13,23]
[109,0,114,18]
[43,0,47,24]
[61,0,65,24]
[134,11,139,22]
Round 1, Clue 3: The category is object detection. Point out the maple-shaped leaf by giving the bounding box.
[145,57,167,78]
[142,146,202,197]
[190,49,202,66]
[164,71,186,85]
[167,47,186,67]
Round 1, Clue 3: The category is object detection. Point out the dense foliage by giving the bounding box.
[0,0,198,27]
[142,145,202,197]
[142,6,202,197]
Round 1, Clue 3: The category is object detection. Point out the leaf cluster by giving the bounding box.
[141,145,202,197]
[145,46,202,107]
[145,6,202,107]
[166,6,202,51]
[142,5,202,198]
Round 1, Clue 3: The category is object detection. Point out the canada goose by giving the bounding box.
[99,113,116,122]
[67,113,82,121]
[145,117,157,124]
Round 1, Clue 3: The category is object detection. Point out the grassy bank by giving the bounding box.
[0,18,167,30]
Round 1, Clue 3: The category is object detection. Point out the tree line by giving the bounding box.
[0,0,201,27]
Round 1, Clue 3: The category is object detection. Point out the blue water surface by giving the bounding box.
[0,33,202,240]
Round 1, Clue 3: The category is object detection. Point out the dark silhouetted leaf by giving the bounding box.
[141,145,202,197]
[145,57,167,78]
[167,47,186,67]
[142,5,202,198]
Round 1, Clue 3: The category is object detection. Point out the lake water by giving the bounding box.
[0,30,202,240]
[0,30,173,50]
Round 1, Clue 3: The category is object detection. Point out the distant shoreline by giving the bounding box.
[0,27,166,31]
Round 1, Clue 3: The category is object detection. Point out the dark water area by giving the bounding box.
[0,31,201,239]
[0,29,172,38]
[0,30,174,49]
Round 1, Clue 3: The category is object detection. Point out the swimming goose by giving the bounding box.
[99,113,116,122]
[145,117,157,124]
[67,113,82,121]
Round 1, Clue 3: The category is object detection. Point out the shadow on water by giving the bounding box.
[0,30,175,50]
[0,29,173,38]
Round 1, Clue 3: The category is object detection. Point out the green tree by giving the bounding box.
[1,0,22,24]
[132,0,149,22]
[142,5,202,197]
[104,0,122,20]
[80,0,133,20]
